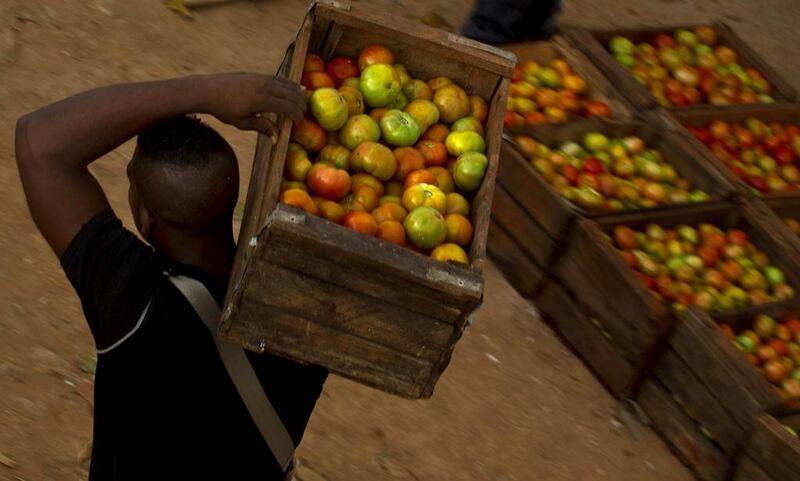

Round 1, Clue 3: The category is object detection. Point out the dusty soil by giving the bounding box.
[0,1,798,480]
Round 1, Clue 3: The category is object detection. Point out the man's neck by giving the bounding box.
[157,228,235,280]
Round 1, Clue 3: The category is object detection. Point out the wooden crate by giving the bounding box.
[501,116,737,239]
[733,413,800,481]
[534,278,639,398]
[641,306,800,481]
[763,196,800,259]
[486,220,547,300]
[551,201,800,399]
[659,104,800,200]
[500,35,635,121]
[219,0,516,399]
[565,22,797,113]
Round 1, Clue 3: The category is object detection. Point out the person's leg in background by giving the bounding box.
[462,0,562,44]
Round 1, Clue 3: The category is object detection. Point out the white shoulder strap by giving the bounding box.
[167,275,296,473]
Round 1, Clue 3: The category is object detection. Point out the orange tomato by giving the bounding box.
[315,198,346,224]
[281,180,308,193]
[523,111,547,125]
[340,195,366,213]
[379,195,403,206]
[372,202,407,223]
[376,221,406,246]
[291,118,327,152]
[469,95,489,124]
[402,183,446,213]
[343,211,378,236]
[358,45,395,71]
[427,166,455,193]
[369,107,390,122]
[394,147,427,181]
[404,169,438,190]
[445,213,473,245]
[385,181,405,198]
[303,54,325,73]
[446,192,470,216]
[415,140,448,166]
[421,123,450,142]
[430,243,469,264]
[352,184,379,211]
[301,71,335,90]
[281,189,317,215]
[350,173,385,197]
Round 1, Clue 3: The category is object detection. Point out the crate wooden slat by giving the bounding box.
[503,117,738,239]
[734,414,800,481]
[486,220,546,300]
[500,35,635,121]
[564,22,797,113]
[763,196,800,259]
[220,0,515,399]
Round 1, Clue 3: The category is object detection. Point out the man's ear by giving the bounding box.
[138,204,155,240]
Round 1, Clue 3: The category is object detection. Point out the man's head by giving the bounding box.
[128,116,239,247]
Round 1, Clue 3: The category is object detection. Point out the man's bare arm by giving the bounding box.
[15,73,305,257]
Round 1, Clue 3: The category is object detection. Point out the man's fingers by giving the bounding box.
[235,116,279,139]
[260,95,305,122]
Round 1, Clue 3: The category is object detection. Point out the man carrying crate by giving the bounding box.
[15,73,327,480]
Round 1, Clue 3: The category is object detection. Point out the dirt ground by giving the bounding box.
[1,1,799,480]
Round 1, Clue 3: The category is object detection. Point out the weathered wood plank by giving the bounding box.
[242,259,454,361]
[536,281,636,398]
[486,221,545,299]
[746,414,800,481]
[229,297,434,399]
[732,455,773,481]
[653,348,748,455]
[638,379,729,481]
[491,184,557,267]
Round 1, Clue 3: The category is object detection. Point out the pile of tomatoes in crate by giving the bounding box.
[687,117,800,195]
[611,222,794,311]
[505,57,610,127]
[281,45,491,264]
[720,315,800,400]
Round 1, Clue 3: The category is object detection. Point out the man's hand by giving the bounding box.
[200,73,306,137]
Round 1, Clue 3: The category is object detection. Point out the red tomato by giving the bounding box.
[326,56,360,87]
[727,229,749,246]
[343,211,378,236]
[563,164,580,186]
[582,157,605,174]
[306,163,351,200]
[768,339,788,357]
[582,101,611,118]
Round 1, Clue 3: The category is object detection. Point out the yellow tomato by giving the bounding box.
[431,243,469,264]
[402,183,446,213]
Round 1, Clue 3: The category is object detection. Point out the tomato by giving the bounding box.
[504,110,522,128]
[445,192,470,216]
[314,198,345,224]
[404,206,447,249]
[306,163,351,200]
[445,131,486,156]
[318,144,351,170]
[291,118,327,152]
[281,189,317,215]
[402,183,446,213]
[338,86,365,116]
[350,141,397,180]
[445,214,473,245]
[343,211,378,236]
[385,181,404,198]
[394,65,411,87]
[454,152,489,192]
[404,100,440,132]
[403,79,433,101]
[310,87,349,131]
[431,243,469,264]
[393,147,426,181]
[284,148,312,181]
[350,173,385,197]
[379,195,403,206]
[523,111,546,125]
[280,180,308,193]
[422,123,450,143]
[340,114,380,150]
[380,110,422,147]
[583,101,611,118]
[372,202,407,223]
[340,195,366,213]
[404,169,438,190]
[360,64,401,108]
[353,185,379,212]
[433,84,471,123]
[376,220,406,246]
[727,229,749,246]
[469,95,489,124]
[451,117,485,137]
[301,71,335,90]
[416,140,448,166]
[369,107,390,122]
[303,54,325,73]
[428,76,452,90]
[768,339,788,357]
[427,166,455,193]
[326,56,359,86]
[357,45,395,71]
